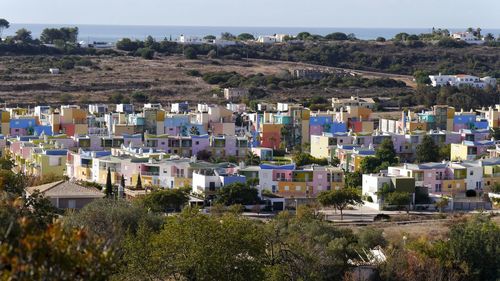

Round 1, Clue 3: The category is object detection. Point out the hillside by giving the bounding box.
[0,54,411,106]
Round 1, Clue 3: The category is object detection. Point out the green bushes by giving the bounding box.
[465,189,477,197]
[184,47,198,59]
[185,69,201,77]
[437,37,468,48]
[135,47,154,59]
[201,70,406,92]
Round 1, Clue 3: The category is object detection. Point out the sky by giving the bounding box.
[4,0,500,28]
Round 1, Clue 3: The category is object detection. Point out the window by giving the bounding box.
[470,171,473,176]
[284,186,289,191]
[68,200,76,209]
[209,182,216,191]
[295,186,301,191]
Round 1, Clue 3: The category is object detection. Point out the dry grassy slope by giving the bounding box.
[349,215,500,244]
[0,55,409,106]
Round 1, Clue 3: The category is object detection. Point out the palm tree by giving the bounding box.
[245,152,261,165]
[189,126,200,136]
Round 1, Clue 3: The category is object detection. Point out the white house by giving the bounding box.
[191,168,246,198]
[211,39,237,47]
[451,32,484,44]
[116,104,134,114]
[49,68,60,75]
[197,103,210,113]
[257,34,288,44]
[257,35,278,44]
[179,35,204,45]
[88,104,108,115]
[144,103,162,110]
[224,88,248,101]
[170,102,189,113]
[332,96,376,110]
[429,74,497,89]
[456,162,483,191]
[277,103,289,112]
[362,173,392,205]
[226,103,247,113]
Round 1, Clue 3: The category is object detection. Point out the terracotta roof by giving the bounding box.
[26,181,105,198]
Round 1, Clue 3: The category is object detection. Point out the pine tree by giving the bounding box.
[105,167,113,197]
[416,135,440,163]
[375,139,397,164]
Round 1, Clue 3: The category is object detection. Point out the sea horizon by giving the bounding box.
[4,23,500,43]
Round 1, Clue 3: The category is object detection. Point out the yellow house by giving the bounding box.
[450,142,481,161]
[29,150,67,177]
[75,165,92,181]
[114,124,136,136]
[482,162,500,188]
[408,122,427,132]
[310,135,331,159]
[441,179,466,195]
[277,181,313,198]
[0,111,10,135]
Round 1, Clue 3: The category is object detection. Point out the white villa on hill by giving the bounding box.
[451,32,484,44]
[429,74,497,89]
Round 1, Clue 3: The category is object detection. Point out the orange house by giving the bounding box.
[260,124,283,149]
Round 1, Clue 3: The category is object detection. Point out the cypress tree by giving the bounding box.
[105,167,113,197]
[120,174,125,188]
[136,174,143,190]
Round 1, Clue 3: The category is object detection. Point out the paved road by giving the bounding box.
[319,204,438,222]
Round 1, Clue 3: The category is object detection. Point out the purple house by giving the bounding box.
[191,135,210,156]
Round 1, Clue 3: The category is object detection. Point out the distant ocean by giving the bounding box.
[5,24,500,43]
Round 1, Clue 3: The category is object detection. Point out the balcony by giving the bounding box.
[274,178,311,183]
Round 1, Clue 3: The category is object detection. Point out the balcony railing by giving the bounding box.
[274,178,311,183]
[141,171,160,176]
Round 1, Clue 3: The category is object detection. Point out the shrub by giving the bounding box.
[58,58,75,70]
[184,47,197,59]
[131,92,148,103]
[373,214,391,221]
[186,69,201,77]
[136,47,154,59]
[357,227,387,248]
[465,189,477,197]
[437,38,467,48]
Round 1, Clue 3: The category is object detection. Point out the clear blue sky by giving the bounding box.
[5,0,500,28]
